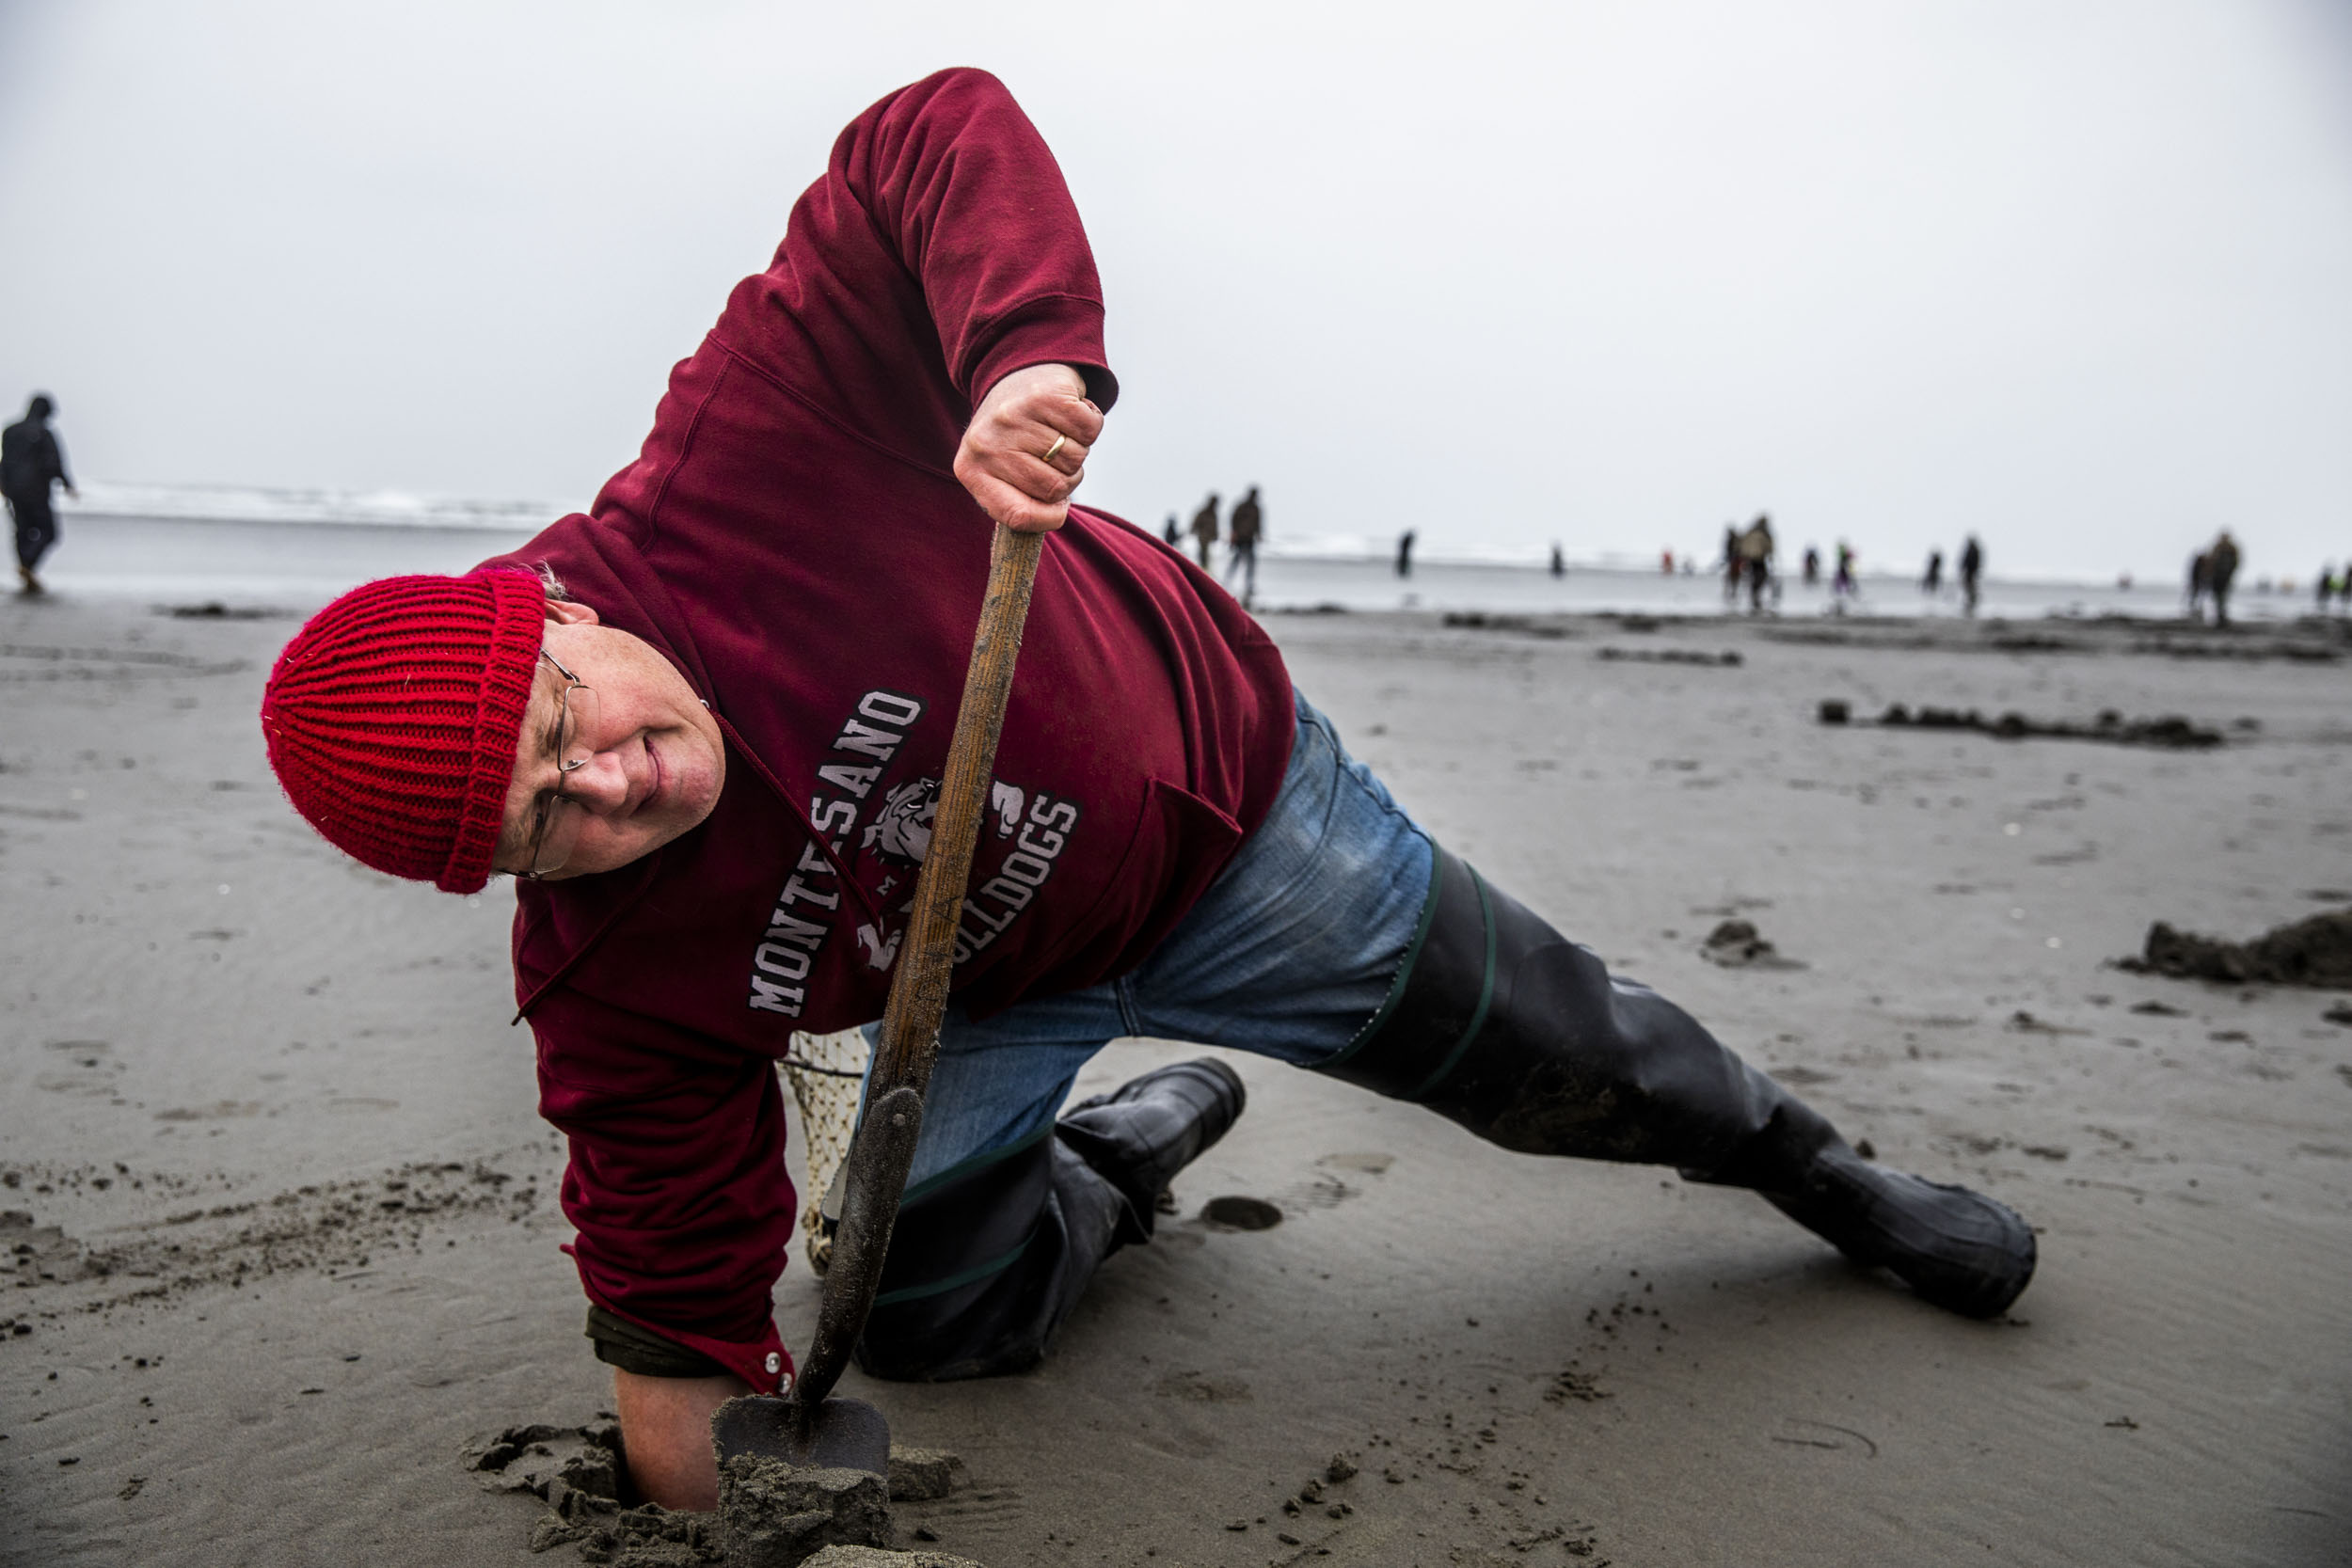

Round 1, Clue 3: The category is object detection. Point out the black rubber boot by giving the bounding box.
[1698,1100,2036,1319]
[1055,1057,1248,1242]
[1318,846,2035,1319]
[854,1058,1248,1381]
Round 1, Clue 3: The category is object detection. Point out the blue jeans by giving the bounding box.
[876,689,1435,1193]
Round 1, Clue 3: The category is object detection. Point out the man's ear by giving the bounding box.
[546,598,600,626]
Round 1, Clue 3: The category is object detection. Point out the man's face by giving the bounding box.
[493,602,726,880]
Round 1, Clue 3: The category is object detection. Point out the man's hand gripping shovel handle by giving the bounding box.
[781,522,1045,1457]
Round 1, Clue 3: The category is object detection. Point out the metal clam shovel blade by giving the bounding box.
[712,524,1044,1478]
[709,1085,921,1474]
[708,1386,891,1476]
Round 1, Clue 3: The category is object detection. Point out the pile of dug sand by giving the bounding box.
[468,1417,974,1567]
[2118,909,2352,987]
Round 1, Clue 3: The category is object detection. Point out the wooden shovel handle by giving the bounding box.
[792,521,1043,1413]
[871,521,1043,1093]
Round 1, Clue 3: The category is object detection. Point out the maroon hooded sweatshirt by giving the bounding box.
[481,70,1295,1390]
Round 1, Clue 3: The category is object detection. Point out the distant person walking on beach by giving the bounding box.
[1225,484,1262,603]
[1958,535,1982,616]
[1188,493,1219,570]
[1721,524,1742,604]
[1737,515,1774,613]
[1832,541,1858,606]
[3,394,76,594]
[1922,548,1943,596]
[1162,513,1181,547]
[2185,550,2210,619]
[2318,565,2338,613]
[1550,544,1565,578]
[1395,528,1415,578]
[1802,545,1820,586]
[2206,531,2241,626]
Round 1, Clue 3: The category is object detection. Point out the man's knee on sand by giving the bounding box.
[853,1058,1248,1383]
[847,1128,1125,1383]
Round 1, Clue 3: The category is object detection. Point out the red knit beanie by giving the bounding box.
[262,570,548,894]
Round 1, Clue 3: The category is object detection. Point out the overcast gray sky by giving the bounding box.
[3,0,2347,578]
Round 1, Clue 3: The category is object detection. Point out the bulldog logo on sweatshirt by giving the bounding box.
[863,778,1027,865]
[852,779,1062,974]
[865,776,938,863]
[752,688,1079,1003]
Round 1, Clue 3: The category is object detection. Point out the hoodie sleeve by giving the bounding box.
[713,67,1118,472]
[530,987,797,1394]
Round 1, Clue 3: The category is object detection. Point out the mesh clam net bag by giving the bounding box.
[777,1026,871,1275]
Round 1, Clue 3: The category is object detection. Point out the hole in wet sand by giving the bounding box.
[1201,1196,1282,1230]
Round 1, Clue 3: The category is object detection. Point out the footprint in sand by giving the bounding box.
[1153,1369,1253,1402]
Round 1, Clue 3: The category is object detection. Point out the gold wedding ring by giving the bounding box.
[1041,434,1068,465]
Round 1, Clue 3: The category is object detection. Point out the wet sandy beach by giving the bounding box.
[4,593,2350,1566]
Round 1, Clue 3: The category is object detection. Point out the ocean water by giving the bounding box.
[26,486,2320,625]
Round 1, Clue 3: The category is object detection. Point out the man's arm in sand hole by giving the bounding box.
[612,1371,749,1510]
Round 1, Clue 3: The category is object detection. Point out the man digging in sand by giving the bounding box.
[258,70,2036,1512]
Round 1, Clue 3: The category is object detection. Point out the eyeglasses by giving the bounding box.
[520,648,601,879]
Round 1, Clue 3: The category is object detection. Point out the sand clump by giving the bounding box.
[544,1507,719,1566]
[466,1419,634,1544]
[1699,919,1804,970]
[1597,646,1741,667]
[468,1419,722,1563]
[883,1449,962,1503]
[2118,910,2352,988]
[1439,611,1574,639]
[1818,701,2223,749]
[1229,1454,1368,1539]
[715,1454,890,1567]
